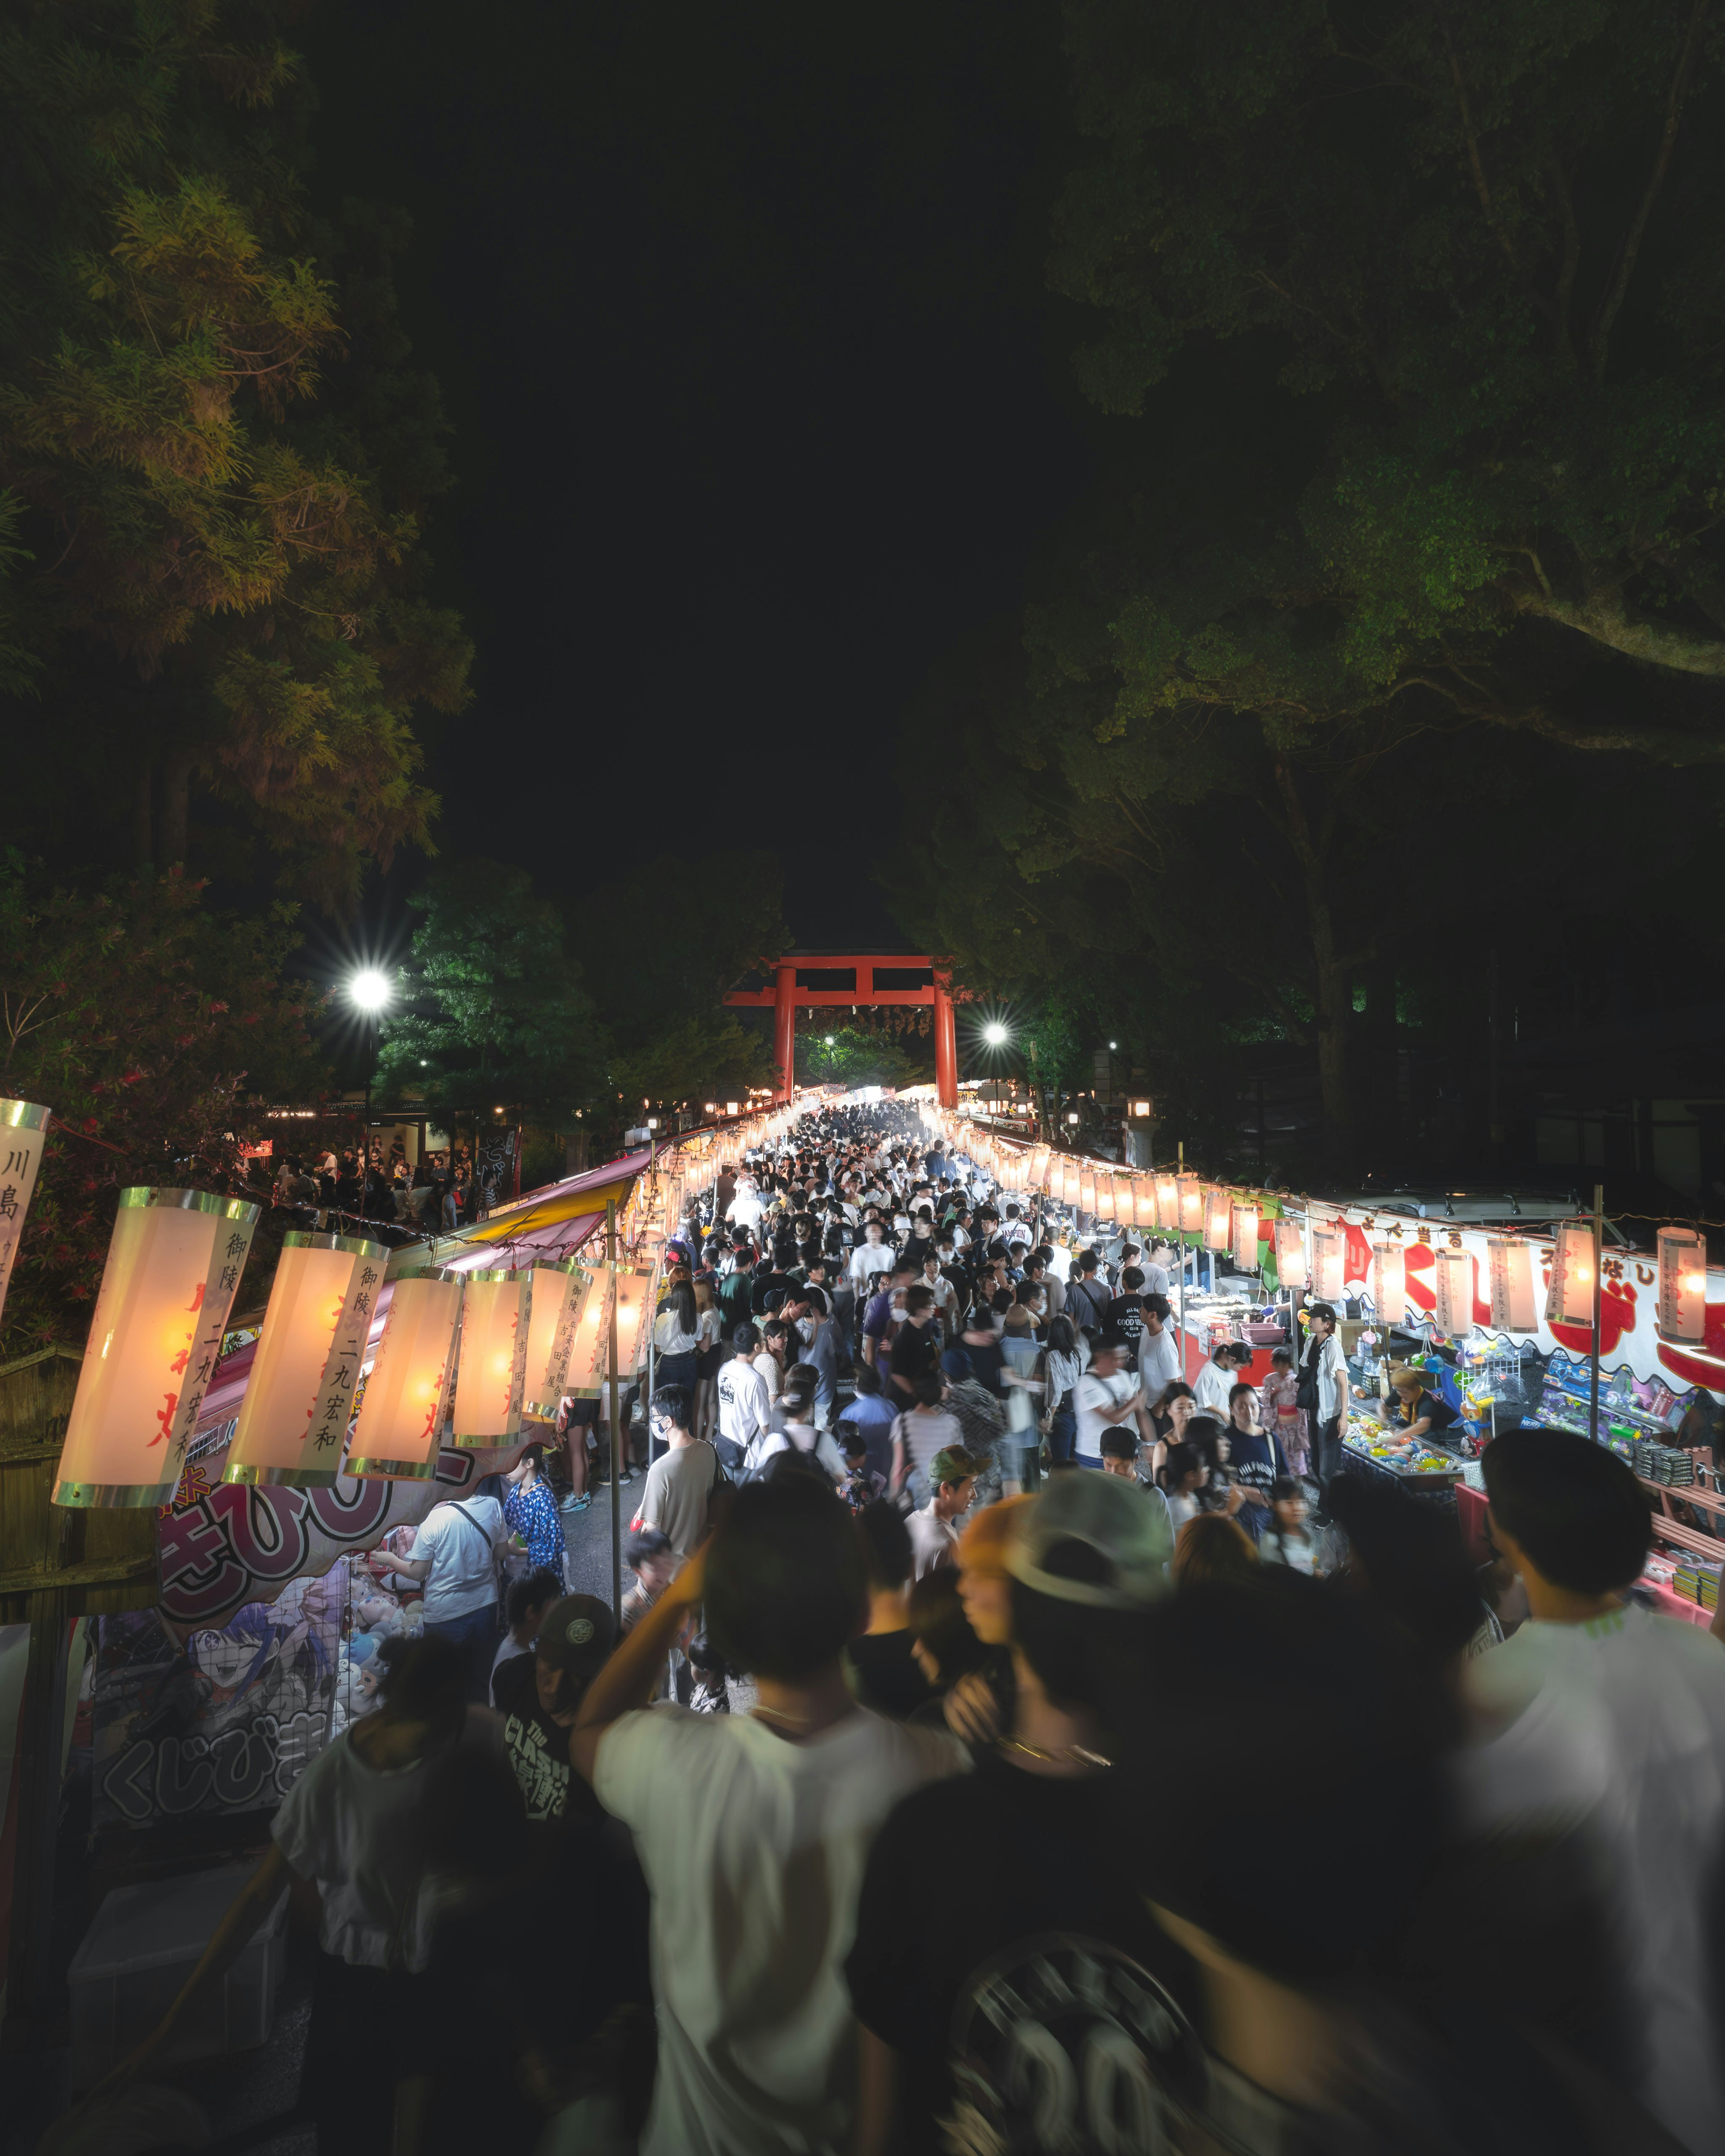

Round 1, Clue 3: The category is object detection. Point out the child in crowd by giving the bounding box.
[1259,1477,1321,1574]
[1259,1343,1310,1480]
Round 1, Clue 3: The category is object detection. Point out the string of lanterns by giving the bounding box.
[925,1107,1716,1354]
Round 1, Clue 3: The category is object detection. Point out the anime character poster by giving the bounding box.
[91,1569,342,1828]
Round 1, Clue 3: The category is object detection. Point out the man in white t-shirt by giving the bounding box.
[715,1325,772,1475]
[726,1178,765,1231]
[573,1475,966,2156]
[372,1489,505,1702]
[847,1219,896,1298]
[1465,1429,1725,2154]
[1135,1294,1182,1399]
[907,1446,980,1577]
[1075,1337,1143,1466]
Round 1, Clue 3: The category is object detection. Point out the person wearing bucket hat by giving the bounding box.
[847,1473,1190,2155]
[492,1594,615,1826]
[907,1445,982,1580]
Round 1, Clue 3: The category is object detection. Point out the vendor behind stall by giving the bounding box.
[1378,1364,1459,1451]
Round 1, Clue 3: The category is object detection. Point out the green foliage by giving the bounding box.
[573,849,789,1107]
[795,1025,922,1090]
[375,860,608,1127]
[1050,0,1725,736]
[0,852,328,1352]
[0,0,470,906]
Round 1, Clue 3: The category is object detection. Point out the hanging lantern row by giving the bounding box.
[55,1187,260,1508]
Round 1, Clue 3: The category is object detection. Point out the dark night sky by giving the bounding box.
[300,0,1103,950]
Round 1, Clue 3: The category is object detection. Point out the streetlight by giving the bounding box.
[983,1022,1008,1046]
[348,969,393,1167]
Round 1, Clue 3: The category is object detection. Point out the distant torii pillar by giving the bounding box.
[725,954,966,1110]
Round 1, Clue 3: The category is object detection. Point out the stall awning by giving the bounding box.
[385,1149,653,1277]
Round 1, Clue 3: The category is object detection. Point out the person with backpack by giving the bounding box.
[374,1484,507,1703]
[1065,1250,1113,1335]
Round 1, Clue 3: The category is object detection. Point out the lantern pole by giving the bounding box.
[607,1197,623,1623]
[1590,1182,1604,1445]
[1177,1141,1187,1384]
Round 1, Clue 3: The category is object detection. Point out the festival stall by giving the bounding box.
[920,1105,1725,1626]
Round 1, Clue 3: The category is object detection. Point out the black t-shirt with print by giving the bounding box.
[492,1654,602,1826]
[889,1319,941,1389]
[845,1754,1204,2154]
[1106,1293,1146,1367]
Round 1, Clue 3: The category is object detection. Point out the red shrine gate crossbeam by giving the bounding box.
[723,955,969,1108]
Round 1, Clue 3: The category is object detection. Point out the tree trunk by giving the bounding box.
[1270,755,1357,1166]
[133,763,154,874]
[1311,901,1353,1163]
[159,751,192,866]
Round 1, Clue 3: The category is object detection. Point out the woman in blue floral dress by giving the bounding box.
[503,1444,566,1583]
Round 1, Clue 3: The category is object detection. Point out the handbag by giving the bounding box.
[1295,1335,1322,1419]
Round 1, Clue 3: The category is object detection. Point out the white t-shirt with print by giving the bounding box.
[1075,1371,1138,1461]
[409,1496,503,1621]
[596,1703,967,2156]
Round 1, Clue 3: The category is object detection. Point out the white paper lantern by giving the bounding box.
[0,1097,51,1330]
[1656,1228,1707,1346]
[1133,1176,1160,1232]
[1310,1226,1347,1304]
[348,1272,462,1480]
[223,1231,387,1487]
[1203,1187,1232,1252]
[453,1268,532,1445]
[1177,1175,1204,1235]
[1273,1219,1307,1289]
[612,1266,655,1379]
[1545,1220,1598,1328]
[55,1188,260,1508]
[1155,1172,1178,1228]
[563,1268,618,1400]
[521,1262,580,1419]
[1371,1239,1406,1324]
[1433,1244,1473,1340]
[1079,1169,1099,1215]
[1230,1202,1259,1269]
[1486,1237,1538,1333]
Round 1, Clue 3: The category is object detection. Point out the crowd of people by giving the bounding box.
[268,1140,495,1236]
[82,1105,1725,2156]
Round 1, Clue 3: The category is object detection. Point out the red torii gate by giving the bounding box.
[724,954,963,1108]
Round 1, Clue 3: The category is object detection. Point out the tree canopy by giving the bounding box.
[893,0,1725,1165]
[0,0,471,908]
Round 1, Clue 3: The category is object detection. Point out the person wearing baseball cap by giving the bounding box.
[907,1445,983,1580]
[492,1593,615,1827]
[847,1472,1187,2153]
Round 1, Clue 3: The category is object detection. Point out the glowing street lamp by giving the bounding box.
[983,1023,1008,1047]
[348,968,394,1160]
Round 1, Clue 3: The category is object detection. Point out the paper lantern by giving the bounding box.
[348,1272,462,1480]
[1177,1175,1204,1235]
[1545,1220,1597,1328]
[1433,1243,1472,1340]
[612,1266,655,1380]
[453,1268,532,1445]
[223,1231,387,1487]
[1657,1228,1707,1346]
[1230,1203,1259,1270]
[1486,1237,1537,1333]
[1371,1239,1406,1323]
[1079,1169,1098,1215]
[563,1268,618,1399]
[517,1261,582,1420]
[55,1188,260,1509]
[1156,1172,1178,1228]
[1274,1220,1307,1290]
[1027,1144,1052,1193]
[1133,1176,1160,1232]
[0,1097,50,1329]
[1203,1187,1232,1252]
